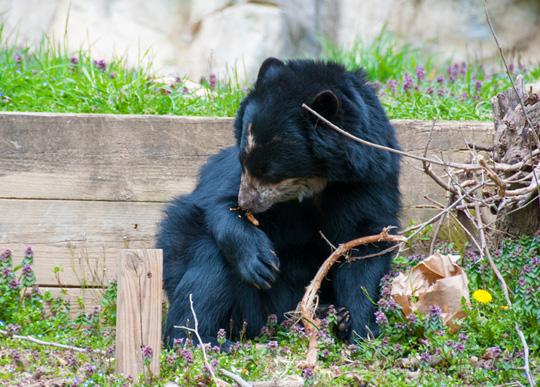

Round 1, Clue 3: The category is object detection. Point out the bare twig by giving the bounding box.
[220,369,252,387]
[401,184,482,238]
[176,294,227,387]
[483,0,540,205]
[297,227,405,367]
[0,329,105,354]
[303,104,481,170]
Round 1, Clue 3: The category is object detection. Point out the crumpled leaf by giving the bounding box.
[391,253,469,328]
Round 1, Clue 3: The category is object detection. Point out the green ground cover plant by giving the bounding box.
[1,27,539,120]
[1,236,538,386]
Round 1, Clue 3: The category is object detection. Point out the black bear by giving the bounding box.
[156,58,401,346]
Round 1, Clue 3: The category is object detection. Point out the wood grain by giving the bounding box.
[115,249,162,381]
[0,199,161,286]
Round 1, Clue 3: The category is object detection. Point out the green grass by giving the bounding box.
[1,26,539,121]
[1,236,539,386]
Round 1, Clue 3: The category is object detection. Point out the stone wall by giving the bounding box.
[1,0,539,81]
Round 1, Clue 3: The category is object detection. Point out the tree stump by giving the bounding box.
[491,75,540,242]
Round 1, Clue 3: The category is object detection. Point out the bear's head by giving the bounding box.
[234,57,399,213]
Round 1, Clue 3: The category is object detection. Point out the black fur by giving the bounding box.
[156,58,401,346]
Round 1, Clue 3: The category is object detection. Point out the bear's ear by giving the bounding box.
[256,57,284,85]
[309,89,341,119]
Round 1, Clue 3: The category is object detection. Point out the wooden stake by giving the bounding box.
[115,249,163,382]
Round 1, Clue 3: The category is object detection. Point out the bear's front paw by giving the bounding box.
[237,246,280,290]
[219,229,280,289]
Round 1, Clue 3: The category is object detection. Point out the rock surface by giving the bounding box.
[0,0,539,80]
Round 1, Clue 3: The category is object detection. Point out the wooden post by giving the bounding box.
[115,249,163,382]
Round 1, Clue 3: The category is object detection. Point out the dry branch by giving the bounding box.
[0,329,105,354]
[297,228,405,367]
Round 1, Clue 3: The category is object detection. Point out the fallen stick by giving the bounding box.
[297,227,405,367]
[0,329,105,354]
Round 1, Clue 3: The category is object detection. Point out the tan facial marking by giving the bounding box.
[245,122,256,153]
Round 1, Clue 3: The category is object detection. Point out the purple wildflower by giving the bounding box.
[211,345,221,353]
[454,343,465,352]
[173,338,183,347]
[6,324,20,336]
[437,89,445,97]
[267,314,278,325]
[231,341,242,352]
[0,249,12,260]
[2,267,11,278]
[209,73,217,89]
[460,92,468,101]
[429,305,442,318]
[448,63,459,81]
[426,86,434,95]
[302,367,314,379]
[486,346,501,359]
[474,80,482,92]
[419,352,432,363]
[508,63,515,73]
[217,328,226,342]
[13,54,22,64]
[374,310,388,325]
[522,264,532,274]
[436,75,444,84]
[459,333,469,342]
[402,73,414,92]
[518,277,526,287]
[70,56,79,65]
[66,354,78,367]
[82,364,96,376]
[381,336,389,345]
[267,340,278,350]
[166,353,177,364]
[25,246,33,257]
[260,325,271,336]
[407,313,417,324]
[531,256,540,266]
[387,79,398,93]
[460,62,467,75]
[8,279,19,289]
[109,72,117,79]
[179,349,193,363]
[416,66,425,82]
[93,59,106,71]
[22,264,33,276]
[11,350,21,363]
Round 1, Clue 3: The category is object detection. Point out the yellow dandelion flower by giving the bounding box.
[500,305,509,310]
[472,289,492,304]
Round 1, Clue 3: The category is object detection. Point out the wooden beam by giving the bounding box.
[115,249,163,382]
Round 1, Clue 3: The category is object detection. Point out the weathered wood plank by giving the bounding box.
[0,112,233,202]
[0,199,161,286]
[0,112,493,204]
[116,249,162,381]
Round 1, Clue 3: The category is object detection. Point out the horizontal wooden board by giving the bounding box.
[0,112,233,202]
[0,199,161,286]
[0,112,493,203]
